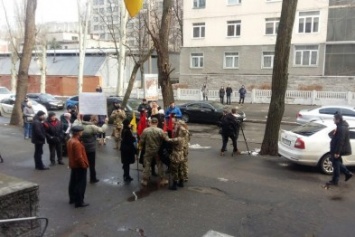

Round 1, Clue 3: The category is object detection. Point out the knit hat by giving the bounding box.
[36,110,45,117]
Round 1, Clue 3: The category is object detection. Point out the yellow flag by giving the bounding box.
[130,112,137,134]
[124,0,143,17]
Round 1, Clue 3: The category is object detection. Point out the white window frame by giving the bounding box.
[193,23,205,38]
[294,45,319,67]
[265,18,279,35]
[227,20,241,37]
[224,52,239,69]
[298,11,320,34]
[191,53,204,68]
[227,0,242,5]
[193,0,206,9]
[262,52,275,69]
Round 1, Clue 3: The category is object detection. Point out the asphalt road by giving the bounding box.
[1,104,355,237]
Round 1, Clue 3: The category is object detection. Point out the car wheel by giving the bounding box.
[182,114,189,123]
[319,153,333,175]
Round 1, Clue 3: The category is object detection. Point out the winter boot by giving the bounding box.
[169,181,178,191]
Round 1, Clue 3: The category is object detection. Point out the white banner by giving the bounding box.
[79,92,107,115]
[144,74,159,101]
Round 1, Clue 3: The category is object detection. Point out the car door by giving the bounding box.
[343,128,355,165]
[1,99,14,114]
[185,103,201,122]
[200,103,216,123]
[318,107,339,121]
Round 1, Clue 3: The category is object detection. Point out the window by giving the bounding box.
[193,23,205,38]
[227,0,241,5]
[298,11,320,33]
[93,17,99,22]
[340,109,355,117]
[319,108,340,115]
[294,45,318,66]
[193,0,205,8]
[187,103,201,110]
[71,36,78,41]
[265,18,279,35]
[227,20,241,37]
[224,52,239,68]
[262,52,274,69]
[191,53,204,68]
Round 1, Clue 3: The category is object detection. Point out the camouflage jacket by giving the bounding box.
[169,137,184,163]
[110,109,126,127]
[140,126,169,153]
[176,127,191,156]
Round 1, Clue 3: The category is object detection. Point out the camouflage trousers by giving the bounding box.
[170,161,184,182]
[181,159,188,181]
[112,126,122,148]
[142,150,165,181]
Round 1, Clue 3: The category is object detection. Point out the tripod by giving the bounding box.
[239,124,251,155]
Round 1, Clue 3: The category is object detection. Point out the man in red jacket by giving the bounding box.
[67,126,90,208]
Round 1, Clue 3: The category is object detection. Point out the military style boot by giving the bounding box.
[169,181,178,191]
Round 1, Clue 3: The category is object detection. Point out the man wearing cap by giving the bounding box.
[67,126,90,208]
[327,113,353,186]
[139,117,170,186]
[31,110,49,170]
[110,101,126,149]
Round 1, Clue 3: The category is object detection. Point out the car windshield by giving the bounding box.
[292,122,327,137]
[0,87,11,94]
[210,102,224,110]
[41,94,55,100]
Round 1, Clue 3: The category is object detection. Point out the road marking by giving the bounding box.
[203,230,234,237]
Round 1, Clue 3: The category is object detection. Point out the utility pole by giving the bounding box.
[77,0,92,94]
[117,1,128,96]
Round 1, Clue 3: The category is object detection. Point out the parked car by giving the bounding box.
[278,120,355,174]
[65,95,79,108]
[0,98,48,117]
[177,101,246,124]
[297,105,355,124]
[27,93,64,110]
[0,87,13,101]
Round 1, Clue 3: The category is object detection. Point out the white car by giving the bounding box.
[0,87,13,101]
[297,105,355,124]
[0,98,48,117]
[278,120,355,174]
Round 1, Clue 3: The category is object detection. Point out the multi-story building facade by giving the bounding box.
[180,0,355,91]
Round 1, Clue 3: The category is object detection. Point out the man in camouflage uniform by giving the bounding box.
[176,121,191,182]
[168,135,184,190]
[139,117,170,186]
[110,102,126,149]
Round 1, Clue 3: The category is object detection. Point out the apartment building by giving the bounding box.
[180,0,355,91]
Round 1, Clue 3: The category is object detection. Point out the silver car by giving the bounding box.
[297,106,355,124]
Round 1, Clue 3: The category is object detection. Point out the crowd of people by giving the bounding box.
[26,97,191,208]
[201,84,247,105]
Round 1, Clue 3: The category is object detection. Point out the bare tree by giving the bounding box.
[147,0,175,108]
[172,0,183,48]
[260,0,298,155]
[10,0,37,125]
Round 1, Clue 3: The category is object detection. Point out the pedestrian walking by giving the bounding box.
[110,101,126,149]
[67,126,90,208]
[121,119,137,182]
[139,117,170,186]
[219,87,226,104]
[238,85,247,104]
[23,101,35,139]
[220,108,242,156]
[226,85,233,105]
[326,113,353,186]
[201,84,208,101]
[73,114,108,184]
[31,110,49,170]
[44,112,64,166]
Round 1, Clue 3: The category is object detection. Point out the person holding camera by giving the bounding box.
[219,108,241,156]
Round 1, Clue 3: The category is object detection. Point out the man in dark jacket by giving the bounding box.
[327,113,353,186]
[226,85,233,105]
[44,112,64,166]
[219,87,225,104]
[138,99,151,113]
[31,110,49,170]
[220,108,242,156]
[238,85,246,104]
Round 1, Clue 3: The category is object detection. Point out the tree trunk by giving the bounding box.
[156,0,174,108]
[10,51,18,94]
[122,48,154,109]
[260,0,298,156]
[10,0,37,126]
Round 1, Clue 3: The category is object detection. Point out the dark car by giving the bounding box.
[178,101,246,124]
[27,93,64,110]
